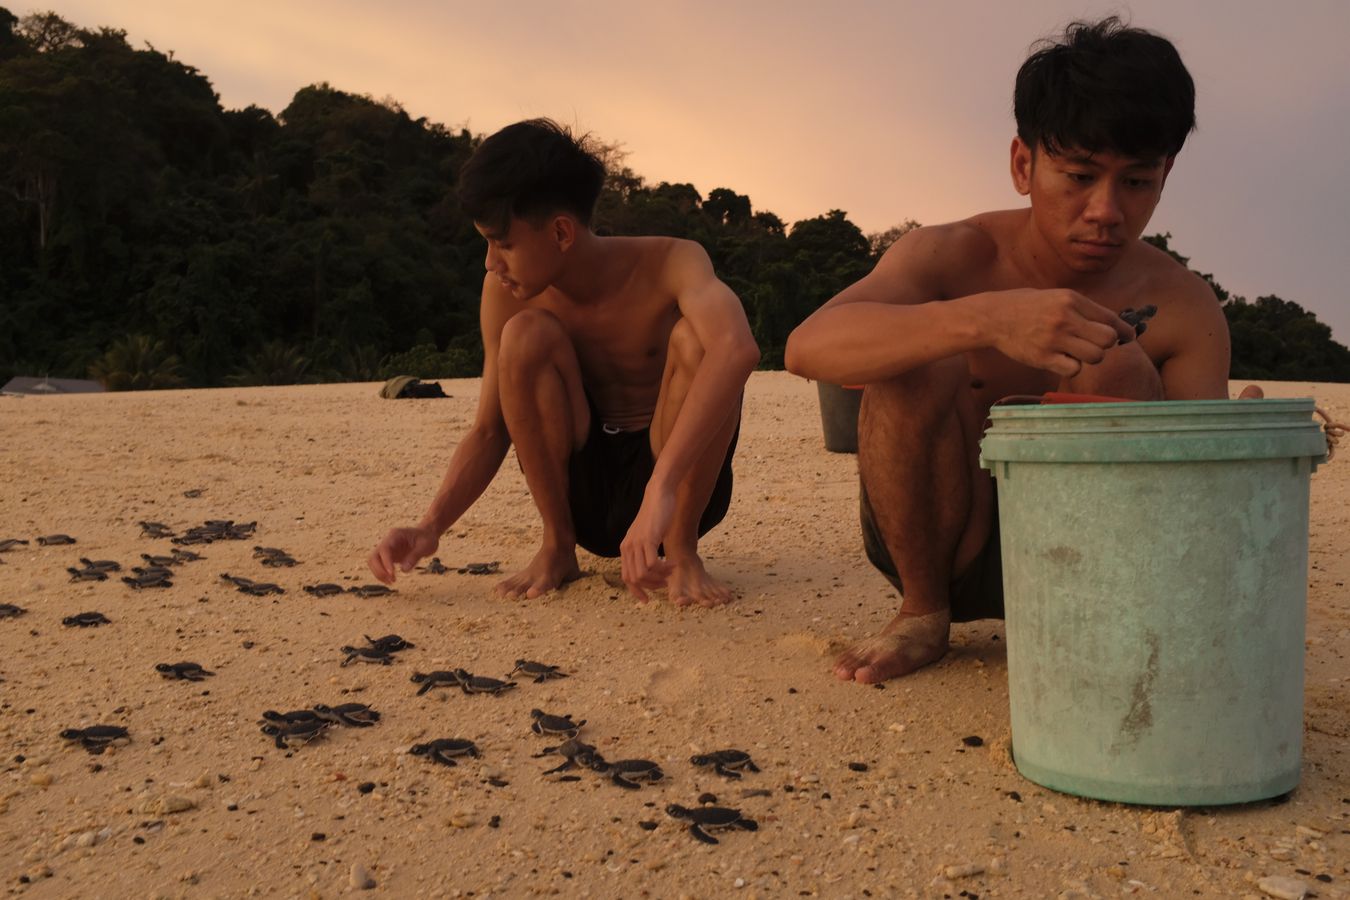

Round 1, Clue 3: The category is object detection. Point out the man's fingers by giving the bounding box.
[1044,353,1082,379]
[1070,294,1136,344]
[1061,336,1108,367]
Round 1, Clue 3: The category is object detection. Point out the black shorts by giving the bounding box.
[567,405,739,558]
[858,479,1005,622]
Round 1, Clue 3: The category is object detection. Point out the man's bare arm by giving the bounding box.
[1156,277,1233,401]
[649,241,759,495]
[785,224,1133,384]
[367,277,518,582]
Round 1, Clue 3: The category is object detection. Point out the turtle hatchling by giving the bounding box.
[365,633,414,653]
[313,703,381,727]
[169,548,203,563]
[591,755,665,790]
[409,738,480,767]
[220,573,255,588]
[452,669,517,695]
[0,603,27,619]
[37,534,76,546]
[78,558,122,572]
[138,521,174,538]
[63,611,110,627]
[0,538,30,552]
[303,583,344,597]
[239,581,284,596]
[141,553,179,567]
[67,566,108,582]
[122,572,172,589]
[348,584,395,598]
[690,749,761,779]
[60,725,130,754]
[457,561,500,575]
[410,670,459,696]
[260,708,325,726]
[419,557,450,574]
[665,803,758,844]
[509,659,568,683]
[252,546,289,559]
[535,737,600,775]
[529,709,585,738]
[156,662,215,681]
[340,645,393,667]
[259,554,298,568]
[261,719,332,750]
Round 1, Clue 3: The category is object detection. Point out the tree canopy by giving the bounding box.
[2,8,1345,388]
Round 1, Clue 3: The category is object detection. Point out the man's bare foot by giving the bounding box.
[666,555,734,608]
[833,608,952,683]
[496,547,582,599]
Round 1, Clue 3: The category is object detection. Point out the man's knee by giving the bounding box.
[498,308,568,373]
[861,356,970,427]
[666,317,705,373]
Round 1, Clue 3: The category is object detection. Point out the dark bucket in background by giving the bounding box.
[817,382,863,453]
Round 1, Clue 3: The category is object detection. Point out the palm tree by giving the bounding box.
[225,341,313,386]
[88,334,185,390]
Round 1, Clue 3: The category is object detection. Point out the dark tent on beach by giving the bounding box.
[1,377,106,397]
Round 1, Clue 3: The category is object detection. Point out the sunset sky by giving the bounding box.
[45,0,1350,341]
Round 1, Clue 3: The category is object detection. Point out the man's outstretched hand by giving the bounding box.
[368,525,440,585]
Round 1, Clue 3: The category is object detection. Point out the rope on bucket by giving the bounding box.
[1316,407,1346,462]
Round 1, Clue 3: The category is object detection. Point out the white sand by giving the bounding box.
[0,372,1345,897]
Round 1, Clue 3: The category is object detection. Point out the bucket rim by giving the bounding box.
[989,397,1316,420]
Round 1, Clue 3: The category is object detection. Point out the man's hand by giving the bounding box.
[982,288,1138,378]
[368,525,440,585]
[619,485,677,602]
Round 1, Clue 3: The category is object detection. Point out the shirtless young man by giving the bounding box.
[368,120,759,606]
[785,18,1261,682]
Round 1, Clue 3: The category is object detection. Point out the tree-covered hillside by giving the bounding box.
[2,8,1346,387]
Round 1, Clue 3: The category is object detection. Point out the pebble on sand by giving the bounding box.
[350,863,377,890]
[943,862,985,879]
[1257,875,1309,900]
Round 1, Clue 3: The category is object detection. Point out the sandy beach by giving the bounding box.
[0,371,1346,899]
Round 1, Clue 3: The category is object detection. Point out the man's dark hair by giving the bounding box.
[457,118,606,234]
[1014,17,1195,160]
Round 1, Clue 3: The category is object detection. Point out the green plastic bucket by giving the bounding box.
[979,399,1326,805]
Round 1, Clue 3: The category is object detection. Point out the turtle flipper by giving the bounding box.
[715,764,742,779]
[649,767,665,783]
[416,681,433,696]
[433,753,458,767]
[541,759,575,775]
[736,818,758,832]
[746,761,761,773]
[612,772,641,790]
[531,721,543,736]
[690,824,719,845]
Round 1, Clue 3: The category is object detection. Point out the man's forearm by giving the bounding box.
[785,296,991,385]
[648,340,758,494]
[417,427,511,535]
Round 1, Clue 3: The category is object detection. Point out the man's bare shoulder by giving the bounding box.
[881,214,1009,269]
[1132,239,1223,313]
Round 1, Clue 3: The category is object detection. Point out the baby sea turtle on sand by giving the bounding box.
[340,645,394,667]
[535,737,600,774]
[0,538,30,552]
[63,611,110,627]
[591,755,666,790]
[239,581,285,596]
[409,738,480,767]
[313,703,381,727]
[67,566,108,582]
[37,534,76,546]
[78,558,122,572]
[156,662,215,681]
[169,548,203,563]
[60,725,130,754]
[138,521,174,538]
[690,749,761,779]
[457,562,500,576]
[509,659,568,682]
[122,571,172,589]
[365,634,414,653]
[140,553,179,567]
[419,557,450,574]
[132,565,174,579]
[259,554,298,568]
[261,719,332,750]
[348,584,395,598]
[221,573,254,588]
[665,804,758,844]
[411,670,459,695]
[0,603,27,619]
[252,546,288,559]
[452,669,517,695]
[260,709,325,726]
[303,583,344,597]
[529,709,586,738]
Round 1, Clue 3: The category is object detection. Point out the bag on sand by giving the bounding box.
[379,376,448,400]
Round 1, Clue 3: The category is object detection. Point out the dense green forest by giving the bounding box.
[2,8,1347,388]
